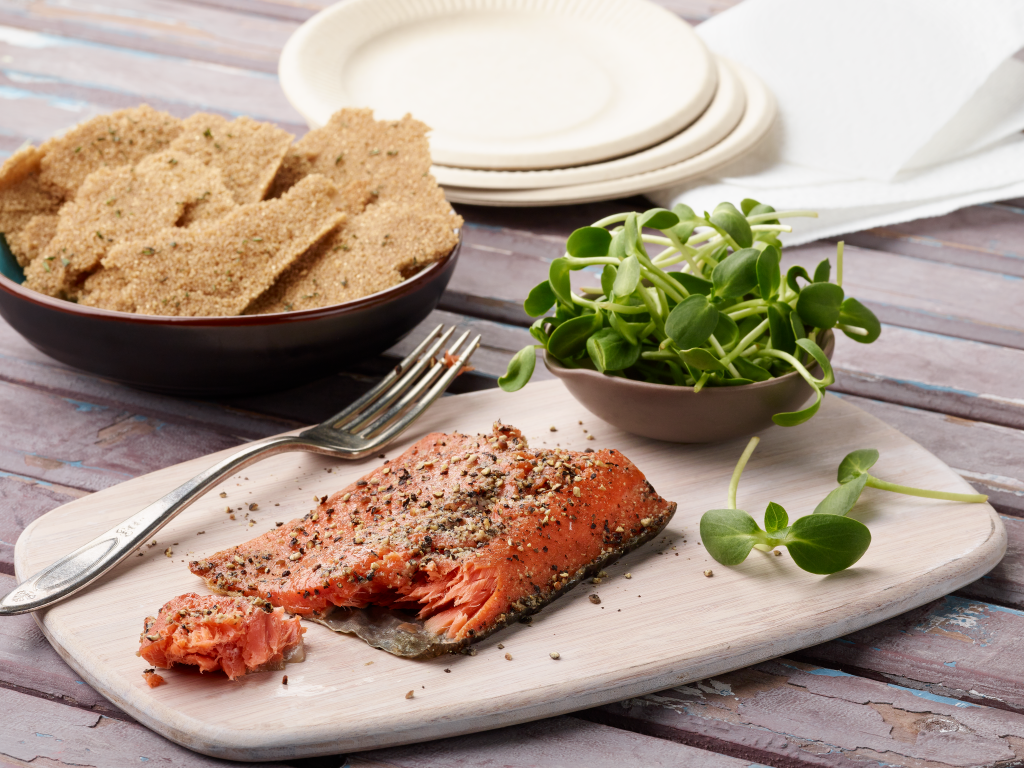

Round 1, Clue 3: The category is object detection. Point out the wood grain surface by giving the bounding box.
[15,383,1005,760]
[1,0,1023,765]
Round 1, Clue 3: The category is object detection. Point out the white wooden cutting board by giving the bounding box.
[14,381,1005,761]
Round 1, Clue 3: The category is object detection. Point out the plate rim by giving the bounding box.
[278,0,717,171]
[442,60,776,206]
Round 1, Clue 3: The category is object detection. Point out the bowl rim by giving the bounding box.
[0,229,461,328]
[543,328,835,393]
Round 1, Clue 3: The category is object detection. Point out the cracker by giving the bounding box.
[24,151,236,298]
[37,105,182,200]
[81,175,344,317]
[6,213,60,267]
[170,114,293,204]
[271,108,446,209]
[247,199,460,314]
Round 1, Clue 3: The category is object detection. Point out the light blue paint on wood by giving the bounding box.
[887,682,979,708]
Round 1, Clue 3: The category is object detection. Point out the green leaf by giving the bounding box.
[796,282,845,328]
[786,265,811,293]
[791,309,807,341]
[623,213,646,258]
[498,346,536,392]
[740,198,762,216]
[710,202,753,248]
[608,310,645,345]
[529,317,550,345]
[756,245,781,300]
[813,474,868,516]
[838,298,881,343]
[712,247,760,298]
[612,254,641,298]
[733,356,772,382]
[813,258,831,283]
[640,208,679,230]
[783,515,871,574]
[609,229,627,262]
[719,377,755,386]
[700,508,764,566]
[767,301,796,355]
[837,449,880,484]
[679,347,727,372]
[600,264,617,298]
[524,280,556,317]
[772,386,822,427]
[672,203,698,223]
[796,338,834,386]
[549,258,573,306]
[547,312,602,359]
[713,312,739,347]
[566,227,612,258]
[764,501,788,534]
[669,271,713,296]
[553,303,578,325]
[586,328,640,372]
[665,295,719,349]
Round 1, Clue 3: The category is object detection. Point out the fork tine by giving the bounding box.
[352,330,472,435]
[340,328,461,433]
[326,325,453,429]
[364,334,481,445]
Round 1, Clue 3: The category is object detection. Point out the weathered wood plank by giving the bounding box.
[0,476,84,575]
[958,516,1024,610]
[0,378,242,493]
[349,715,750,768]
[0,685,296,767]
[586,656,1024,768]
[831,325,1024,431]
[841,203,1024,278]
[795,596,1024,718]
[0,25,303,126]
[0,0,298,74]
[786,243,1024,351]
[837,393,1024,517]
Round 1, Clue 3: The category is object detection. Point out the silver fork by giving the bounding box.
[0,325,480,616]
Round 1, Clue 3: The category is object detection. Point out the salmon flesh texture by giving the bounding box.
[138,593,305,680]
[190,422,676,658]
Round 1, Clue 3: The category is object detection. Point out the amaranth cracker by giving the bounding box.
[24,151,236,298]
[82,175,344,317]
[0,145,63,267]
[38,105,182,200]
[247,199,459,314]
[170,114,293,204]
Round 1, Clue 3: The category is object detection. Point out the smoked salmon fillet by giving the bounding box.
[138,593,305,680]
[190,422,676,657]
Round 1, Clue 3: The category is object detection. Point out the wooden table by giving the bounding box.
[1,2,1023,766]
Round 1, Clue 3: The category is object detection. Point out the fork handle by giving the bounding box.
[0,434,328,616]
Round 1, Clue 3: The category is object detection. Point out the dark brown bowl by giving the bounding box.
[0,233,460,396]
[544,330,835,443]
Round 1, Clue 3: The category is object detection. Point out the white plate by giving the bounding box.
[279,0,716,171]
[443,61,776,206]
[432,57,745,190]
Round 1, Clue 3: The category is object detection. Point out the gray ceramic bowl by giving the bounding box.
[544,330,835,443]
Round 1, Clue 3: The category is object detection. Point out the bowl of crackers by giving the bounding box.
[0,105,462,396]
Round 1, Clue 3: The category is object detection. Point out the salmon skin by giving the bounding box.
[190,422,676,658]
[138,593,305,680]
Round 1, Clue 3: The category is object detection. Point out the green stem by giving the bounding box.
[761,348,825,388]
[720,318,770,366]
[570,293,648,314]
[638,286,666,335]
[564,256,620,267]
[728,306,770,321]
[709,335,740,377]
[865,475,988,503]
[727,436,760,509]
[836,241,844,288]
[592,213,630,228]
[746,210,819,224]
[693,371,711,393]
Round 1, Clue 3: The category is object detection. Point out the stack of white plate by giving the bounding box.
[279,0,776,207]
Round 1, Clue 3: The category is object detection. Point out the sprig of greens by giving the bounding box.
[499,201,882,426]
[699,440,989,575]
[699,438,872,574]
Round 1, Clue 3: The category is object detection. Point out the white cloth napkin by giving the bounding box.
[649,0,1024,245]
